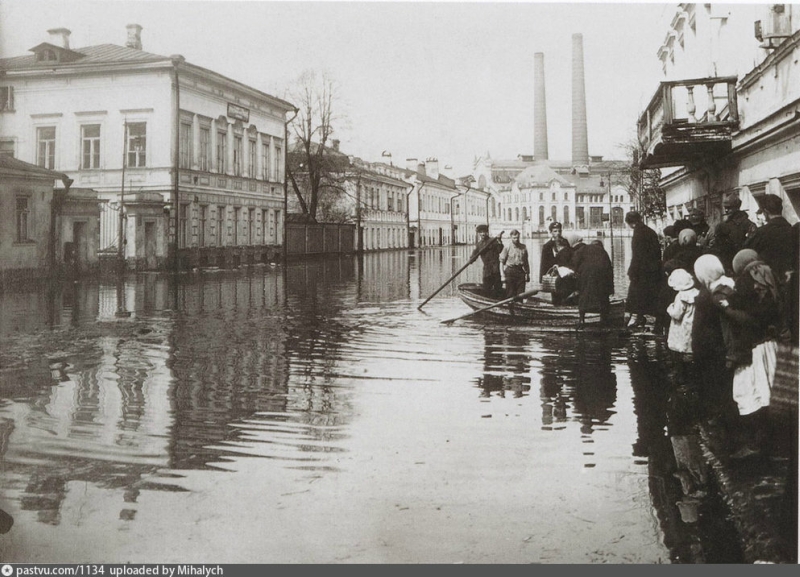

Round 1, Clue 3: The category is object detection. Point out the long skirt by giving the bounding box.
[732,340,777,416]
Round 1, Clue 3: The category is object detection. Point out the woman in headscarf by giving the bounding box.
[570,235,614,325]
[691,255,735,423]
[702,251,780,458]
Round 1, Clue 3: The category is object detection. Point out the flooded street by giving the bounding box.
[0,239,743,563]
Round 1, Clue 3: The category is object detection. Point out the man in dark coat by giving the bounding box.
[470,225,504,298]
[572,240,614,325]
[539,221,571,282]
[744,194,795,281]
[688,208,711,247]
[708,193,757,272]
[625,211,662,328]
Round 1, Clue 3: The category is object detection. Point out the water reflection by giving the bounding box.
[0,243,746,563]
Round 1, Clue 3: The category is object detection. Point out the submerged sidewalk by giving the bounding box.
[696,344,799,564]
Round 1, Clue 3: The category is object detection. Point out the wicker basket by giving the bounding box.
[541,275,558,293]
[770,343,798,417]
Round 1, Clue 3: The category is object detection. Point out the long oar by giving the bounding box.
[417,232,504,311]
[441,287,539,324]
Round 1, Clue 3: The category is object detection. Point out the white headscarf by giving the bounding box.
[693,254,734,291]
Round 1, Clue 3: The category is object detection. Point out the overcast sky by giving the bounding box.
[1,1,682,175]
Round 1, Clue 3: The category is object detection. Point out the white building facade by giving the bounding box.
[639,3,800,226]
[0,25,295,270]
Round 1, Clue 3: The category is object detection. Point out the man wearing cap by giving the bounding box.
[708,193,757,272]
[745,194,795,280]
[539,221,571,282]
[470,225,504,298]
[688,207,710,245]
[500,229,530,298]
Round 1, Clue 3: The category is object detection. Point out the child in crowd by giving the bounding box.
[666,268,700,385]
[666,268,699,355]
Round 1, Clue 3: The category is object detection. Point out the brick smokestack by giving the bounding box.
[533,52,549,162]
[571,33,589,166]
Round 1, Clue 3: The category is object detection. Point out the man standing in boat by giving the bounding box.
[500,229,530,298]
[470,225,504,298]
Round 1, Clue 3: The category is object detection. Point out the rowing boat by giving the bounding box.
[456,283,626,327]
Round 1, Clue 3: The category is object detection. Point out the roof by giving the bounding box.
[515,164,574,188]
[0,44,169,69]
[0,43,295,112]
[403,168,457,189]
[0,155,68,180]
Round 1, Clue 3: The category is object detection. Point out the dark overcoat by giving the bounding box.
[626,223,662,315]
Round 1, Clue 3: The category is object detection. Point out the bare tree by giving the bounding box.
[285,70,350,223]
[618,139,666,220]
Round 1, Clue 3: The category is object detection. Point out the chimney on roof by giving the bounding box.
[533,52,549,162]
[406,158,418,172]
[571,33,590,167]
[47,28,71,49]
[126,24,143,50]
[425,157,439,180]
[331,139,340,152]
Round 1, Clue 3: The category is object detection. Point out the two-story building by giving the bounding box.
[0,25,295,271]
[405,157,460,248]
[637,3,800,227]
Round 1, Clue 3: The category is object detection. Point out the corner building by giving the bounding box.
[0,25,295,270]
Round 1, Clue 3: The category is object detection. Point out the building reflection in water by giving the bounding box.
[0,258,368,528]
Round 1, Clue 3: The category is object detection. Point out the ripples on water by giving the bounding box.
[0,240,741,563]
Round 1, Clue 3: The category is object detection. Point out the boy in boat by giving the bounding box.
[470,225,504,298]
[500,229,530,298]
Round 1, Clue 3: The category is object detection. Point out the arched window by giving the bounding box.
[564,192,569,201]
[563,206,569,226]
[522,207,528,221]
[551,206,557,222]
[539,206,545,226]
[515,207,519,221]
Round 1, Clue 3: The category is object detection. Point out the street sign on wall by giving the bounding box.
[227,103,250,123]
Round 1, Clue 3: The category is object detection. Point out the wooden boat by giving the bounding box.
[456,283,626,328]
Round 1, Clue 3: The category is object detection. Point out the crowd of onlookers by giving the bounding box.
[626,193,798,460]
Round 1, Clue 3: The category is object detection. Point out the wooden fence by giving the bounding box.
[286,223,356,256]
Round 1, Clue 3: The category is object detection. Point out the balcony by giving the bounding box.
[637,76,739,169]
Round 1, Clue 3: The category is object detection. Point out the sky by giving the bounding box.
[0,0,681,175]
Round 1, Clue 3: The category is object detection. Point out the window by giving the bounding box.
[539,192,544,201]
[233,135,243,176]
[261,142,270,180]
[199,205,208,247]
[216,206,225,246]
[217,130,227,173]
[126,122,146,168]
[248,140,256,178]
[275,145,282,181]
[179,204,189,248]
[16,197,30,242]
[199,126,211,171]
[262,209,269,243]
[538,206,545,226]
[551,206,557,222]
[37,49,57,62]
[551,192,556,201]
[37,127,56,169]
[0,86,13,111]
[563,206,569,226]
[564,192,569,201]
[233,207,240,244]
[248,208,255,244]
[0,139,14,157]
[179,122,192,169]
[81,124,101,169]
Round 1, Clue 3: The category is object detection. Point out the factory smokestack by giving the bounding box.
[571,33,589,166]
[533,52,549,162]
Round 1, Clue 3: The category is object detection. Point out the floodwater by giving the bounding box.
[0,238,742,563]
